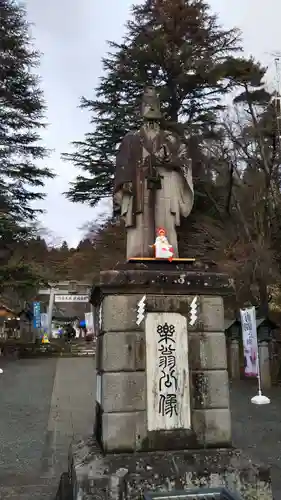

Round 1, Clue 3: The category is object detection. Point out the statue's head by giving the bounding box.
[141,86,162,121]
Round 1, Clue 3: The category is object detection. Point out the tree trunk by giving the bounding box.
[257,278,269,317]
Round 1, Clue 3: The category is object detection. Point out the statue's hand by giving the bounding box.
[123,182,133,195]
[113,191,122,215]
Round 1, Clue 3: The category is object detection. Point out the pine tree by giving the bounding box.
[0,209,43,294]
[77,238,93,251]
[0,0,54,293]
[0,0,54,218]
[60,241,69,251]
[63,0,265,208]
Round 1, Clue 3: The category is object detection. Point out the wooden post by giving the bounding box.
[259,341,271,389]
[229,339,240,380]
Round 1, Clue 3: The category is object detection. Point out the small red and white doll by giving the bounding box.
[153,228,174,261]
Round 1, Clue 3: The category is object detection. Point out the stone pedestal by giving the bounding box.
[92,264,232,452]
[69,438,272,500]
[69,263,273,500]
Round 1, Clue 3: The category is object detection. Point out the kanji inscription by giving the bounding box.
[145,312,191,431]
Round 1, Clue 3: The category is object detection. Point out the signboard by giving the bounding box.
[240,306,258,377]
[54,295,89,303]
[145,312,191,431]
[33,302,41,328]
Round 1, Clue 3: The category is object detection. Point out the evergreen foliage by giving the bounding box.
[63,0,265,208]
[0,0,54,292]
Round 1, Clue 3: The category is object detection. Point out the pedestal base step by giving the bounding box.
[69,438,272,500]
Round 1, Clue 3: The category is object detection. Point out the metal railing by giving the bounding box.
[143,488,243,500]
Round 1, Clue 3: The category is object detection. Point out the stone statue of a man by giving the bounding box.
[113,86,194,259]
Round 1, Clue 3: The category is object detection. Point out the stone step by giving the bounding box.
[71,347,95,352]
[71,343,96,356]
[17,342,96,358]
[71,345,95,350]
[70,351,95,357]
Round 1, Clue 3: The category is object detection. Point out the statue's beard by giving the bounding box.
[144,121,160,131]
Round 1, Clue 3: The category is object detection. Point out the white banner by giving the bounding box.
[54,295,89,303]
[240,306,258,377]
[85,312,95,335]
[40,313,48,329]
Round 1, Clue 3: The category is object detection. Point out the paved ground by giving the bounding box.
[230,380,281,499]
[0,357,280,499]
[0,357,95,499]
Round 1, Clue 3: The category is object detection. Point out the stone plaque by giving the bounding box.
[145,312,190,431]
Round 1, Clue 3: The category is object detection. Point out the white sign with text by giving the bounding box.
[145,312,191,431]
[54,295,89,303]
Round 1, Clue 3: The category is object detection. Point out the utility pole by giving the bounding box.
[47,288,55,338]
[273,53,281,94]
[270,52,281,142]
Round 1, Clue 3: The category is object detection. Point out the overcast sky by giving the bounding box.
[25,0,280,247]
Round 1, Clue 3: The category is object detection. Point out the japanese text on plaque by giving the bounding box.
[157,322,179,418]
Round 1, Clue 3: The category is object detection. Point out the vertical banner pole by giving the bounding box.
[240,306,270,405]
[255,336,263,396]
[47,289,55,339]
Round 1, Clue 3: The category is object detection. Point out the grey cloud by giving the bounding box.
[24,0,279,246]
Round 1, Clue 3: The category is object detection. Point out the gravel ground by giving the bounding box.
[0,357,95,499]
[0,358,57,498]
[230,379,281,499]
[0,358,57,475]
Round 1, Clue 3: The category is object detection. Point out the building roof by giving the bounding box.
[0,304,15,312]
[224,316,278,331]
[0,305,16,318]
[224,319,236,331]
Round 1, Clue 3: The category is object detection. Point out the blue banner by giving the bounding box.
[33,302,41,328]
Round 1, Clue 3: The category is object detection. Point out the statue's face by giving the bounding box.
[141,87,162,120]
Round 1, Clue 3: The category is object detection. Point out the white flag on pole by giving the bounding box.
[85,312,94,335]
[40,313,48,330]
[240,306,258,377]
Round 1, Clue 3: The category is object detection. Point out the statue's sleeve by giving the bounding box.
[114,132,138,193]
[178,143,193,187]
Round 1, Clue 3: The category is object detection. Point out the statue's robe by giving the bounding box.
[113,124,194,259]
